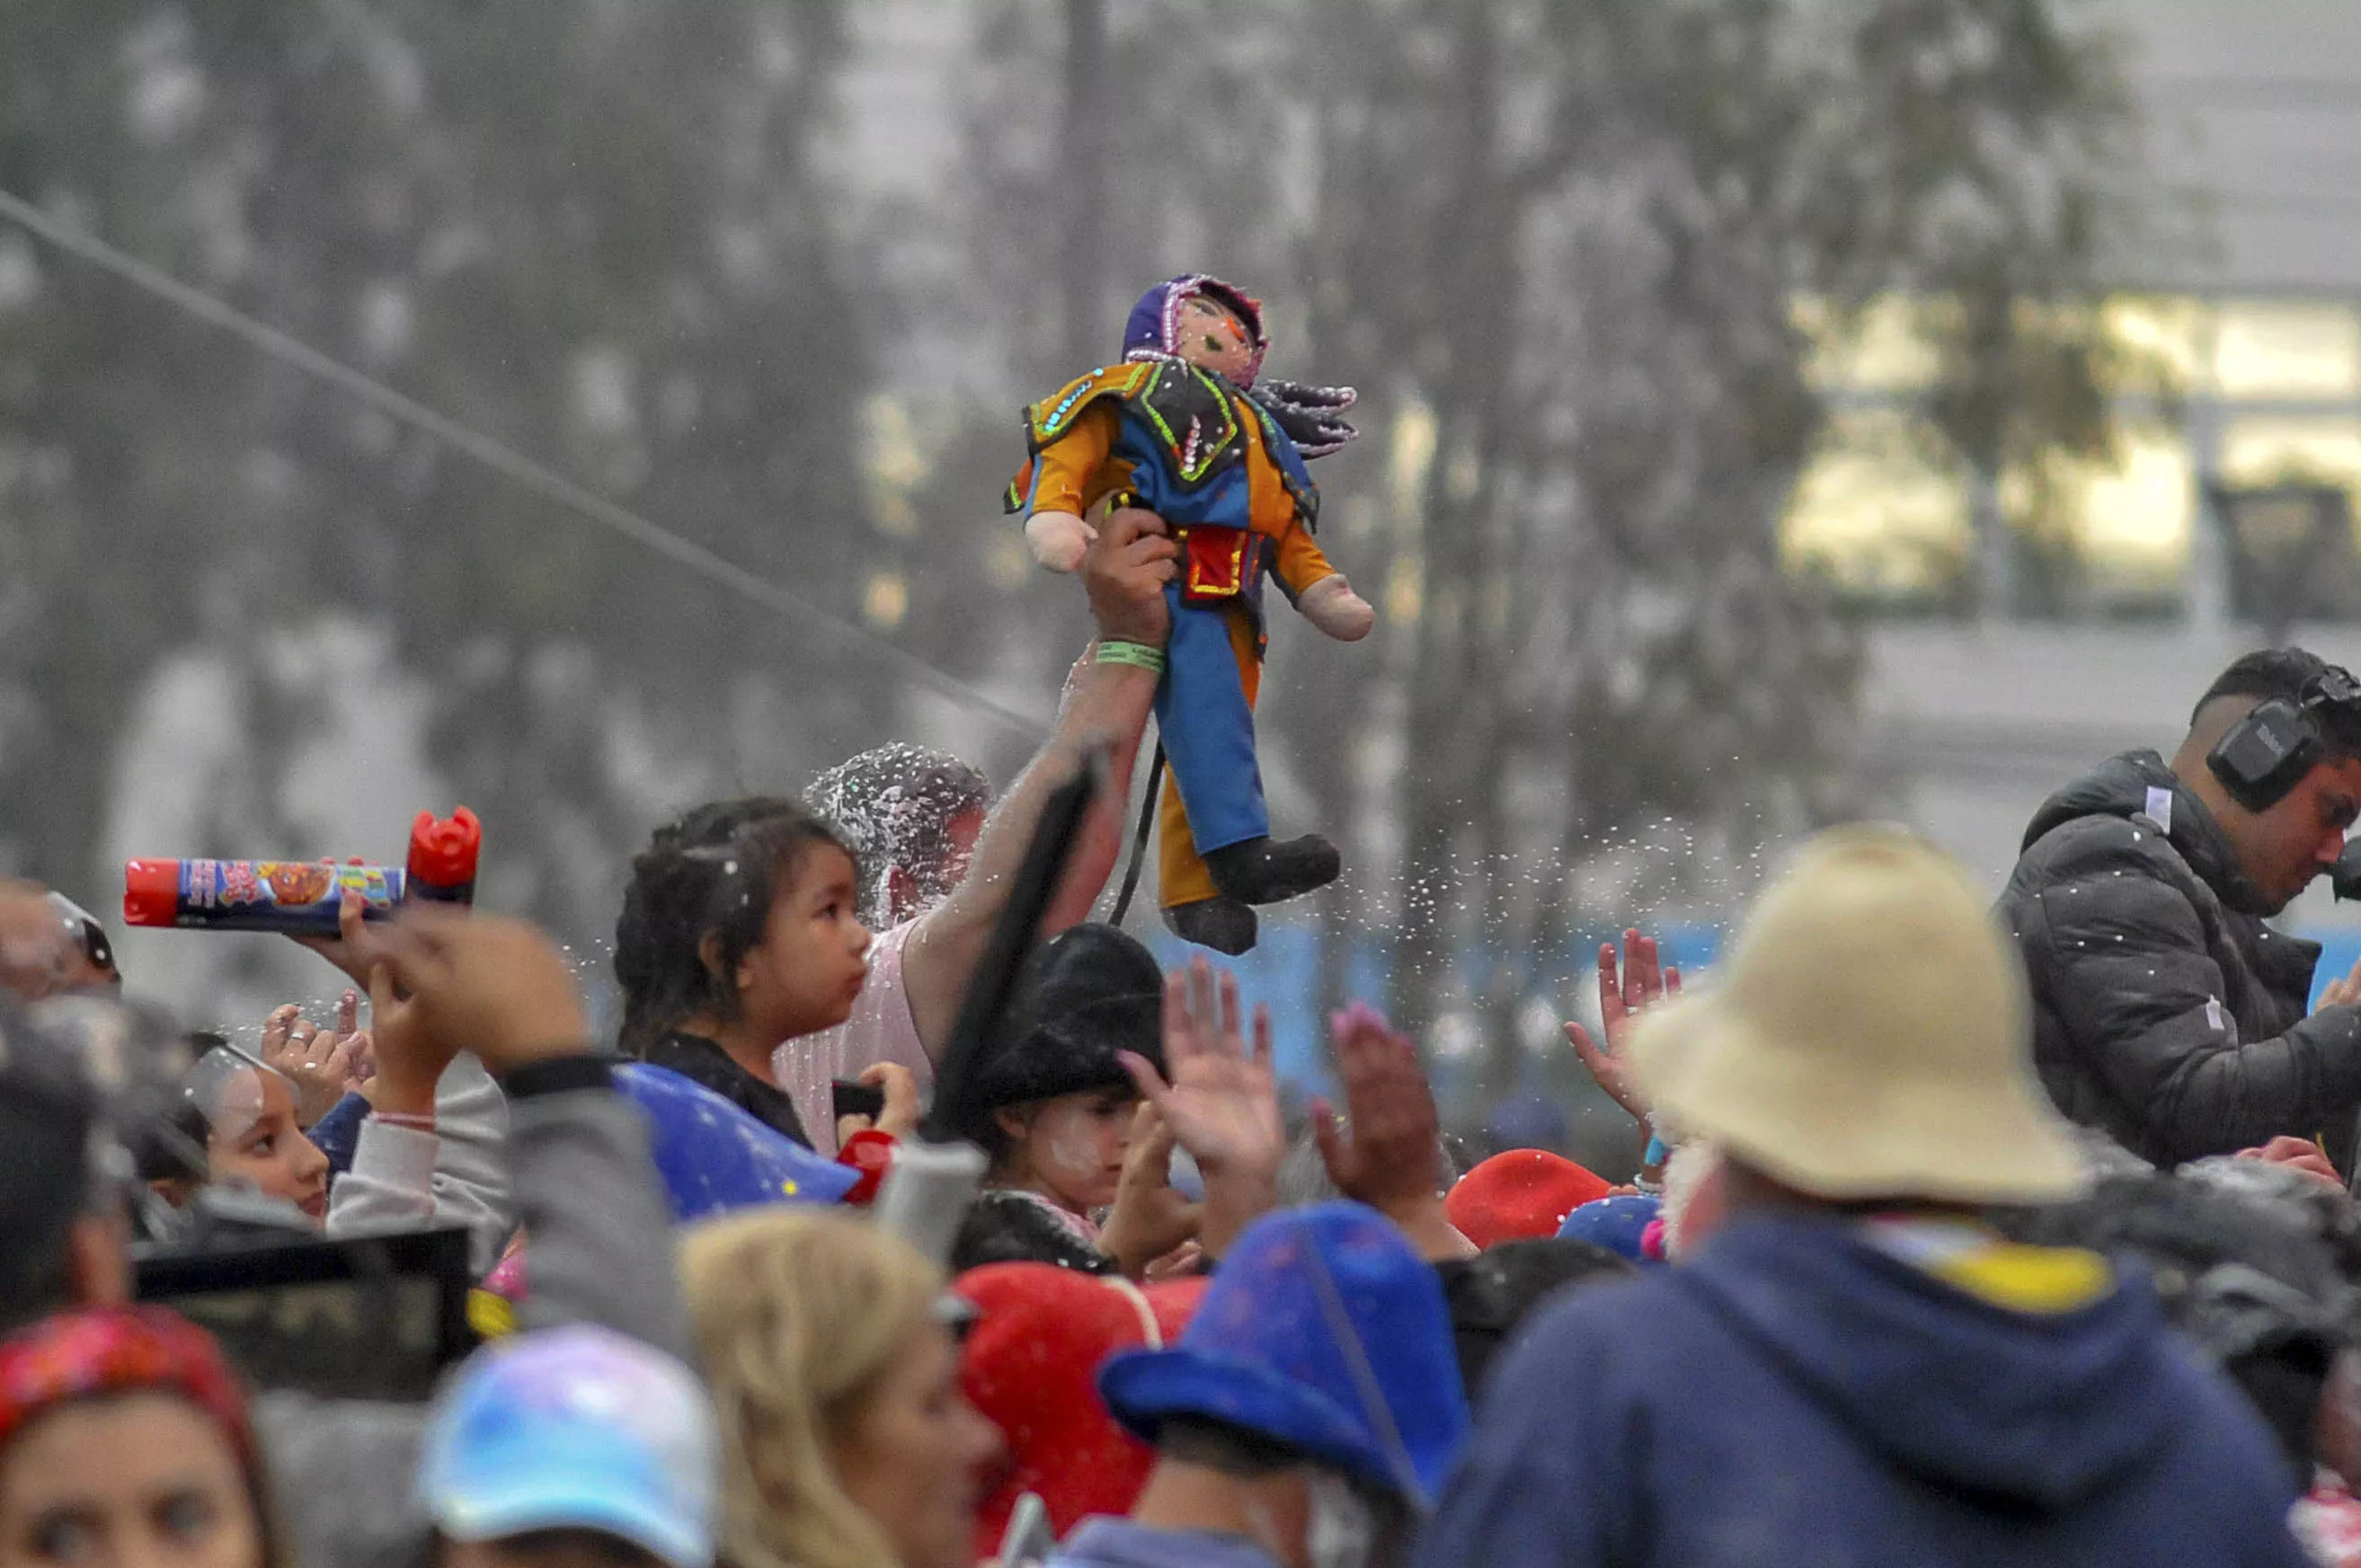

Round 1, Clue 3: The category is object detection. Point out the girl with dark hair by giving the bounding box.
[614,798,872,1148]
[139,1043,331,1228]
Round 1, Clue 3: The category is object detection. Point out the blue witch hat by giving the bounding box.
[614,1064,857,1220]
[1096,1201,1468,1507]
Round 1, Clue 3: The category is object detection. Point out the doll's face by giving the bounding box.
[1176,296,1257,383]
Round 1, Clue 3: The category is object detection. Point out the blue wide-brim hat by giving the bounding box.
[615,1064,857,1219]
[1096,1201,1469,1507]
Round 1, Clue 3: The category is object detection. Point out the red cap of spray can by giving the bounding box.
[406,807,481,904]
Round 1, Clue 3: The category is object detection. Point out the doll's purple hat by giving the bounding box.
[1123,274,1268,386]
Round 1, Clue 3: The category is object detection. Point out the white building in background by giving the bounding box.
[1799,1,2361,920]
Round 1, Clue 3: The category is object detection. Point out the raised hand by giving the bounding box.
[1122,958,1283,1257]
[1314,1004,1472,1259]
[835,1061,922,1146]
[1082,503,1176,649]
[1313,1004,1440,1211]
[1097,1103,1203,1280]
[366,905,589,1077]
[1563,930,1682,1127]
[289,887,398,988]
[363,958,452,1120]
[326,986,377,1090]
[261,998,368,1127]
[1123,960,1282,1179]
[2321,952,2361,1010]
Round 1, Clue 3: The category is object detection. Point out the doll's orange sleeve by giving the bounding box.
[1271,518,1339,599]
[1244,417,1339,598]
[1025,401,1123,517]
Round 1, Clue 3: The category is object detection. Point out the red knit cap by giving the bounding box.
[0,1307,253,1463]
[1446,1150,1615,1249]
[956,1264,1206,1557]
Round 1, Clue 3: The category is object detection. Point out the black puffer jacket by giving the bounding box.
[1999,750,2361,1171]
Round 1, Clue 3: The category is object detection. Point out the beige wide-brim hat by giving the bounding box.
[1631,825,2086,1205]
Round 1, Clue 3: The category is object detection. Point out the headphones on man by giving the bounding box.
[2206,664,2361,813]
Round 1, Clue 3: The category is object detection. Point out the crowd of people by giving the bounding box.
[11,505,2361,1566]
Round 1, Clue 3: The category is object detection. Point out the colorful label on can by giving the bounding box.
[177,861,404,932]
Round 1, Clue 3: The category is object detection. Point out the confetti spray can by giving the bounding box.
[123,807,483,935]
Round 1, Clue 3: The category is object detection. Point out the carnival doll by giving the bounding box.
[1007,274,1371,953]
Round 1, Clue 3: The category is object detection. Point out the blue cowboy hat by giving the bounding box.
[1096,1201,1468,1506]
[614,1064,857,1219]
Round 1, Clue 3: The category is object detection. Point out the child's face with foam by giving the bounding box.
[994,1085,1140,1214]
[1176,295,1256,383]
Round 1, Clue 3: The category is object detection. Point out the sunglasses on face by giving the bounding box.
[47,891,120,987]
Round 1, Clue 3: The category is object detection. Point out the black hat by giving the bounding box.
[956,925,1166,1138]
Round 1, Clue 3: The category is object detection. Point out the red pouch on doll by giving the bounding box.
[1176,526,1250,604]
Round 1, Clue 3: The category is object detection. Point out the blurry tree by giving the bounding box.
[1291,0,2146,1076]
[959,0,1303,393]
[0,1,870,959]
[1819,4,2158,618]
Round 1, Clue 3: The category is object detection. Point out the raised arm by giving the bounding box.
[368,906,688,1357]
[901,504,1178,1055]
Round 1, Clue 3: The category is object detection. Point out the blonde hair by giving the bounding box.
[681,1209,946,1568]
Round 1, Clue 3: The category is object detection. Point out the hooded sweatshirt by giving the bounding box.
[1996,749,2361,1169]
[1415,1212,2306,1568]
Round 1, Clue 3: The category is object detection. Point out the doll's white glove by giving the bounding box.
[1299,574,1375,642]
[1025,510,1096,573]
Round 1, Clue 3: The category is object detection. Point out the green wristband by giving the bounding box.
[1094,639,1168,676]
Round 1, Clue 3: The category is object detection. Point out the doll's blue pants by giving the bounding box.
[1155,584,1269,862]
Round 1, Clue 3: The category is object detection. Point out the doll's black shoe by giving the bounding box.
[1204,834,1341,906]
[1163,897,1259,955]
